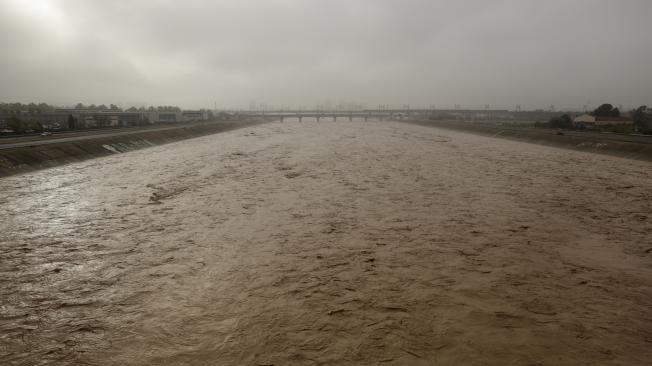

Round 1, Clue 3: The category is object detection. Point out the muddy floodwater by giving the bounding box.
[1,120,651,365]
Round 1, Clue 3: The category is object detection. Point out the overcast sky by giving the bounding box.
[1,0,651,110]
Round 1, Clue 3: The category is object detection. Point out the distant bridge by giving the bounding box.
[239,109,512,122]
[240,109,425,122]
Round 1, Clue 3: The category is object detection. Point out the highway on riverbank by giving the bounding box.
[0,122,237,150]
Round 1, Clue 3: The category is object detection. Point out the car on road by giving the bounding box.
[40,132,52,136]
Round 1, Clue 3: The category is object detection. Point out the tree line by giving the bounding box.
[1,102,186,134]
[1,102,224,134]
[539,103,651,134]
[1,102,182,113]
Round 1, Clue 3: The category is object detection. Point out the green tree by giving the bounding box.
[592,103,620,117]
[7,116,25,133]
[632,106,651,133]
[67,114,76,130]
[549,114,573,129]
[38,102,54,112]
[29,120,43,132]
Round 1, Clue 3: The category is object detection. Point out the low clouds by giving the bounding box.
[1,0,651,109]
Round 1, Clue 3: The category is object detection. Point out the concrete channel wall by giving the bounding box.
[0,120,264,177]
[404,119,652,162]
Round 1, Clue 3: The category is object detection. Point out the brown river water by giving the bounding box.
[1,120,651,365]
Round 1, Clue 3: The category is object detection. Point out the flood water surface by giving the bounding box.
[1,121,651,365]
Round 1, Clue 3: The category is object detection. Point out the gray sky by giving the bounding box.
[1,0,651,110]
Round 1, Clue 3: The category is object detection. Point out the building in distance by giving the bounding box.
[573,114,633,129]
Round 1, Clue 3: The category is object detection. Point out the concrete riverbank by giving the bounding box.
[0,120,264,177]
[403,119,652,162]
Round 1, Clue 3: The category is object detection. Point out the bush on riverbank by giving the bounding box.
[5,116,43,134]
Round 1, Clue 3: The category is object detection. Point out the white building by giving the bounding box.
[181,110,207,122]
[573,114,632,128]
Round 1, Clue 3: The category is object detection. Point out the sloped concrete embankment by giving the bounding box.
[405,119,652,162]
[0,121,263,177]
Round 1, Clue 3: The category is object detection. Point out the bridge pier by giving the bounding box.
[298,116,302,122]
[316,116,320,122]
[333,116,336,122]
[364,116,368,122]
[349,115,353,122]
[280,116,284,122]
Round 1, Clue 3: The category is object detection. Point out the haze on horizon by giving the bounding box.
[1,0,651,111]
